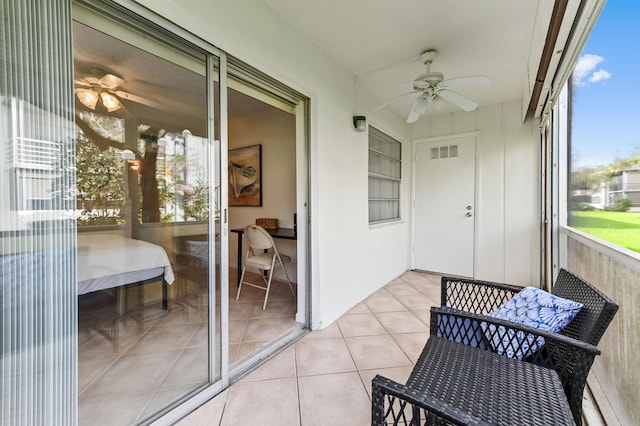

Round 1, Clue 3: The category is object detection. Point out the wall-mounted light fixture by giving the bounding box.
[120,149,136,160]
[119,149,141,172]
[353,115,367,132]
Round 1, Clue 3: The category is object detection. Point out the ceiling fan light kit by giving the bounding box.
[76,85,123,112]
[76,88,100,110]
[373,49,490,123]
[75,69,127,112]
[99,91,121,112]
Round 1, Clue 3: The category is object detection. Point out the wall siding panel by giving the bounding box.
[412,101,540,284]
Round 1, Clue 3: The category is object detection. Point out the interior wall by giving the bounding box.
[411,101,541,285]
[228,107,296,281]
[131,0,414,329]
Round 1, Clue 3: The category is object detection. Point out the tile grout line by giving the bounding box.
[134,321,203,423]
[294,343,303,426]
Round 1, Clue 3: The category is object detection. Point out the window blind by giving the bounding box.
[368,127,402,224]
[1,0,77,424]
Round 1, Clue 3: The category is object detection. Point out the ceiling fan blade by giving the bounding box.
[115,90,163,108]
[437,89,478,112]
[371,91,417,112]
[83,76,101,85]
[440,75,490,88]
[406,96,429,123]
[99,73,125,89]
[74,79,92,88]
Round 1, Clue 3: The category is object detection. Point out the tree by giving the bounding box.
[182,180,210,221]
[571,167,601,191]
[75,136,125,225]
[140,133,161,223]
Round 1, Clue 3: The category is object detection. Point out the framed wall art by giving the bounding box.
[228,144,262,206]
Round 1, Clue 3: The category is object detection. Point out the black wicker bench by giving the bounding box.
[439,268,618,424]
[372,307,600,425]
[440,268,618,346]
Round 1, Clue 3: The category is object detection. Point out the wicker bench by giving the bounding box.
[440,268,619,424]
[372,269,618,426]
[372,307,600,425]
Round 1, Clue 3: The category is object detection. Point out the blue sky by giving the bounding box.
[571,2,640,168]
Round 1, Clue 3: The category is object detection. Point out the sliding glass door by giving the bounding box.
[73,3,221,424]
[3,0,309,423]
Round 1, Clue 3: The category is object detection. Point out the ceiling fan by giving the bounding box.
[74,68,157,112]
[374,50,490,123]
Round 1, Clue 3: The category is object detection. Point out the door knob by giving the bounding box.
[466,212,472,217]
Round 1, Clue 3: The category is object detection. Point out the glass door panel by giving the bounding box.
[73,8,218,424]
[226,69,305,369]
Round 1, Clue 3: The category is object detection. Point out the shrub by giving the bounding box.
[571,202,595,211]
[612,198,632,212]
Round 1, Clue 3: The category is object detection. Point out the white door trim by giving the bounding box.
[410,131,481,275]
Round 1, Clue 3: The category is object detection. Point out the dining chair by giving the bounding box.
[235,225,295,309]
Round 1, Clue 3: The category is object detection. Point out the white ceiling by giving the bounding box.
[74,1,552,129]
[73,21,269,135]
[265,0,545,119]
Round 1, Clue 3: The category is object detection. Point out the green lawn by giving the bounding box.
[570,210,640,253]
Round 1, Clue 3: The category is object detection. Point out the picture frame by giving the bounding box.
[228,144,262,206]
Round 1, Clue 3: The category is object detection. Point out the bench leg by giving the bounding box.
[162,279,168,310]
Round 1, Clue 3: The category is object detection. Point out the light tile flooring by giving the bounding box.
[77,266,299,425]
[177,270,442,426]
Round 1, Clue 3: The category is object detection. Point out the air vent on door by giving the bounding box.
[430,144,459,160]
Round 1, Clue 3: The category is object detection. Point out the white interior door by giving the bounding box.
[413,134,476,277]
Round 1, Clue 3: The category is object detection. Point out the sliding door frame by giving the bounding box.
[74,1,311,424]
[73,1,229,423]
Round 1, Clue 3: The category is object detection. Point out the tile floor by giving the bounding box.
[176,269,442,426]
[77,266,299,425]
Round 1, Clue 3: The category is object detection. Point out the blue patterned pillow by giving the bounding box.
[481,287,583,360]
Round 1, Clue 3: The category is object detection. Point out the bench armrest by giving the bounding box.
[371,374,491,426]
[432,306,599,351]
[430,306,600,426]
[441,276,522,313]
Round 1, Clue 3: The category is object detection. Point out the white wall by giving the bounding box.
[411,101,541,285]
[133,0,411,329]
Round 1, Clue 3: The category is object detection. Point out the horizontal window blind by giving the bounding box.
[368,127,402,224]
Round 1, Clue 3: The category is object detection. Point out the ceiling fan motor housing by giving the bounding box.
[372,48,486,123]
[413,72,444,90]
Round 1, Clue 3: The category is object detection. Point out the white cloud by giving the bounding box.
[573,54,612,86]
[588,69,612,83]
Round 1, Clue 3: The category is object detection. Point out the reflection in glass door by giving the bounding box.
[73,5,220,424]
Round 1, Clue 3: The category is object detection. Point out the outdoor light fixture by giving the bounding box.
[120,149,136,160]
[353,115,366,132]
[119,149,140,171]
